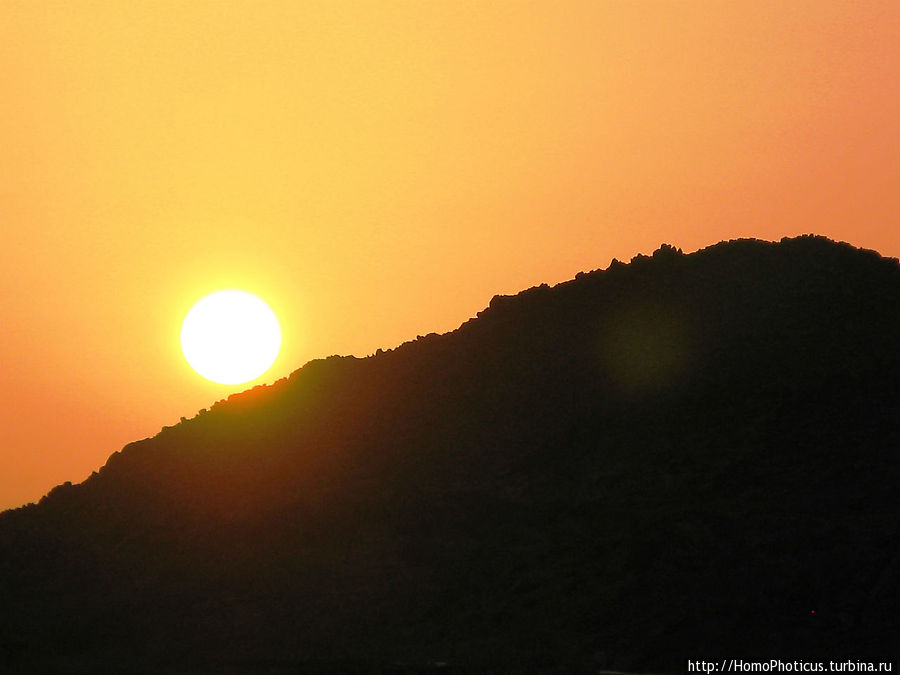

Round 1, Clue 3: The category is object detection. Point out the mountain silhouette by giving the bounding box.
[1,236,898,673]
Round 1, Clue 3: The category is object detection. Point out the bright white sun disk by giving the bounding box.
[180,290,282,385]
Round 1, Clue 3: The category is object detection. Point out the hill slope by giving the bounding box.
[2,236,899,672]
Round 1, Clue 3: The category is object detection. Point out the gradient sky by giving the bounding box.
[1,1,898,510]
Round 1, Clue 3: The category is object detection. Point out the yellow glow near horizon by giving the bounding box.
[180,290,282,385]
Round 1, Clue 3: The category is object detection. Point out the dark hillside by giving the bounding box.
[1,235,899,672]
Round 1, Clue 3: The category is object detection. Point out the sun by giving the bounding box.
[180,290,282,385]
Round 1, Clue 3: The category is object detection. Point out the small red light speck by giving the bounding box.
[811,610,815,614]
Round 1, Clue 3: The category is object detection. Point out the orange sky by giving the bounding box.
[1,1,898,510]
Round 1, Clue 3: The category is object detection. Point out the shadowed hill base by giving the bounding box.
[1,236,899,673]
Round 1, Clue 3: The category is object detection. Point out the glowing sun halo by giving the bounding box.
[180,290,282,385]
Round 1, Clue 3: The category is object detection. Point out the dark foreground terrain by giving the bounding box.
[1,236,898,673]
